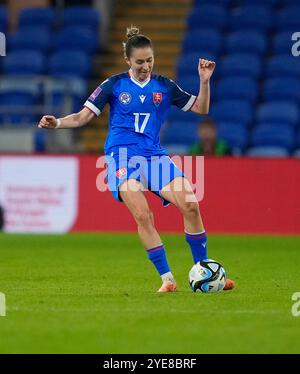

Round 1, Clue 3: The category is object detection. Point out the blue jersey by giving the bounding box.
[84,70,196,156]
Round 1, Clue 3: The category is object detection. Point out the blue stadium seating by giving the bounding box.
[48,50,91,78]
[193,0,231,6]
[177,52,216,78]
[266,55,300,78]
[219,53,262,79]
[162,121,198,145]
[256,102,299,126]
[216,77,258,103]
[217,122,248,152]
[44,77,87,114]
[275,6,300,31]
[293,149,300,158]
[3,50,45,75]
[281,0,300,5]
[0,79,39,124]
[238,0,279,6]
[0,6,7,33]
[19,7,55,31]
[226,30,267,55]
[246,146,290,157]
[211,100,253,125]
[187,5,227,31]
[182,29,221,55]
[229,6,272,31]
[167,107,200,124]
[177,76,200,96]
[64,6,100,33]
[54,27,98,54]
[9,27,51,52]
[263,78,300,102]
[273,32,295,55]
[251,125,295,150]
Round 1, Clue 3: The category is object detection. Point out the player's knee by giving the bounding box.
[134,208,153,227]
[180,202,199,217]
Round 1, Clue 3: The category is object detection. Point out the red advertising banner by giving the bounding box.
[1,155,299,234]
[72,156,300,235]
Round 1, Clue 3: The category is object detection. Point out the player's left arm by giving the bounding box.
[190,58,216,115]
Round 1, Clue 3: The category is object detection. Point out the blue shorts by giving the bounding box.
[105,147,184,206]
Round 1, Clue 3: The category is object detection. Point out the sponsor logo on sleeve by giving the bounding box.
[89,87,102,102]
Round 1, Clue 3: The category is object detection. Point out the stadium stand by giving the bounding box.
[0,3,101,152]
[1,0,300,157]
[161,0,300,157]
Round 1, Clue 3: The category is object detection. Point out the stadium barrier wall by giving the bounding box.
[0,155,299,234]
[74,156,300,235]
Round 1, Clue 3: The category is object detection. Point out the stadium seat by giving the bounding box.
[263,78,300,102]
[167,107,199,124]
[9,27,51,52]
[3,50,45,75]
[177,52,216,78]
[54,27,98,54]
[0,6,8,33]
[64,6,100,33]
[177,76,200,96]
[272,32,296,55]
[226,30,267,56]
[266,55,300,79]
[281,0,300,5]
[187,5,227,31]
[0,78,39,124]
[44,77,87,114]
[256,101,299,126]
[217,122,249,152]
[219,53,262,79]
[163,143,189,155]
[229,6,272,31]
[18,7,55,31]
[238,0,278,6]
[251,124,295,150]
[216,77,258,103]
[193,0,231,6]
[293,148,300,158]
[246,146,290,157]
[275,6,300,31]
[182,29,222,55]
[210,100,253,125]
[48,50,91,78]
[162,121,198,145]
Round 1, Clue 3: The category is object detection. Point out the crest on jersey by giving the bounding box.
[153,92,162,106]
[89,87,102,102]
[119,92,132,105]
[116,167,127,179]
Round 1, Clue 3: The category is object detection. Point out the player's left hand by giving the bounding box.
[198,58,216,83]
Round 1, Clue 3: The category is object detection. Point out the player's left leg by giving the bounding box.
[160,177,235,291]
[160,176,208,264]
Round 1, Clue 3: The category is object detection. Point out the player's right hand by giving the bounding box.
[38,115,58,129]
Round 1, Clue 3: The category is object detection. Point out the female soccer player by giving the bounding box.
[38,26,234,292]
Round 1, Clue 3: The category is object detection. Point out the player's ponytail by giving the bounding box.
[123,25,153,58]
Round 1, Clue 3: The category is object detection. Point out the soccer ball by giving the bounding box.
[189,259,226,293]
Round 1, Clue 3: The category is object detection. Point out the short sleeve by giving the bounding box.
[164,78,197,112]
[84,78,114,116]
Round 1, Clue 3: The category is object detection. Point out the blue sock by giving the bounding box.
[146,244,170,276]
[185,231,208,263]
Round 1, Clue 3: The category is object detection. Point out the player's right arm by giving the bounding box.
[38,107,95,129]
[38,76,115,130]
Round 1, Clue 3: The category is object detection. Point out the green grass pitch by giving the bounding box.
[0,233,300,353]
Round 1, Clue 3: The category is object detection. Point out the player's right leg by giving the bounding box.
[119,179,176,292]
